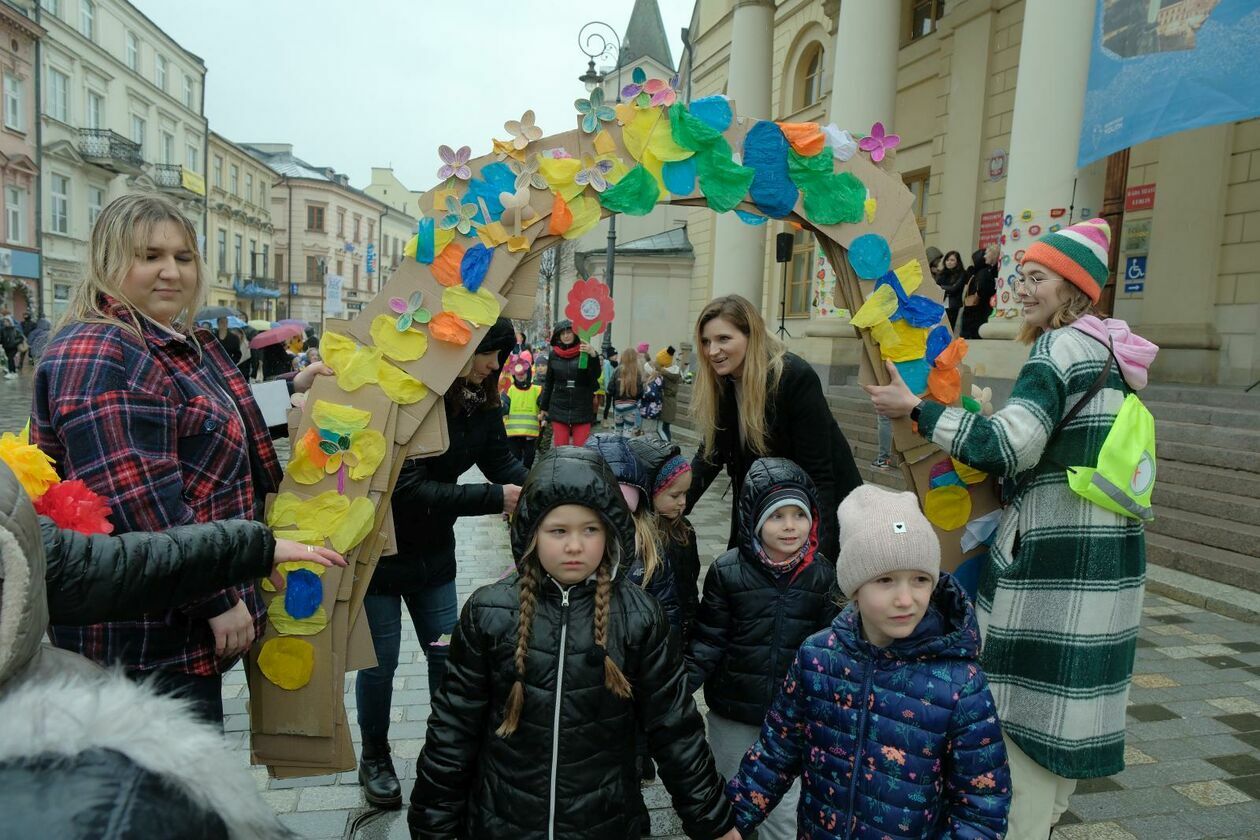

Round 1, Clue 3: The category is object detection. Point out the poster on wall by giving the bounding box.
[810,245,850,320]
[1079,0,1260,167]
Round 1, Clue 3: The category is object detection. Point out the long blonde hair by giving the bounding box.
[1015,279,1095,345]
[631,506,662,586]
[692,295,786,458]
[616,347,642,399]
[59,192,206,340]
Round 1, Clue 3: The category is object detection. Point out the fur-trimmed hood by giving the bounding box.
[0,461,48,689]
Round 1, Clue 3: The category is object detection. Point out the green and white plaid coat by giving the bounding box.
[918,326,1146,779]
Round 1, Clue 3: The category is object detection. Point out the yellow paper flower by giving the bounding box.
[377,362,428,404]
[0,429,60,500]
[849,284,899,328]
[257,637,315,690]
[289,402,387,489]
[321,331,384,392]
[442,286,502,326]
[268,491,376,554]
[371,314,428,362]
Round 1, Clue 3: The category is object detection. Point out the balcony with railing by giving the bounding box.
[153,164,207,199]
[78,129,144,175]
[234,275,281,299]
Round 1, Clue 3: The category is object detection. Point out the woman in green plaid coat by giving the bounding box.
[866,219,1159,840]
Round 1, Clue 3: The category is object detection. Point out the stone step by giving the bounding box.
[1157,459,1260,499]
[1146,531,1260,594]
[1146,505,1260,559]
[857,462,908,491]
[1157,419,1260,452]
[1142,384,1260,412]
[1153,481,1260,527]
[1158,438,1260,475]
[1146,401,1260,432]
[826,392,873,414]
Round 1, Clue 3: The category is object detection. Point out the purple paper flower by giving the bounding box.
[858,122,900,163]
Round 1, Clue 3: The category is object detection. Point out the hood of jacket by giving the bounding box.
[510,446,636,572]
[735,457,821,564]
[0,462,47,689]
[1068,314,1159,391]
[550,319,575,347]
[832,572,980,663]
[627,436,682,501]
[970,248,986,269]
[477,317,517,368]
[585,433,651,498]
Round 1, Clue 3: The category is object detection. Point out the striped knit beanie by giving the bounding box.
[1019,217,1111,303]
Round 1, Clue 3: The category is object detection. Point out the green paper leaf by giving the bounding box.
[669,102,724,152]
[599,165,661,216]
[802,171,866,225]
[318,440,340,456]
[696,147,756,214]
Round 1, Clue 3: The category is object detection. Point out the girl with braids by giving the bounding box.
[408,447,737,840]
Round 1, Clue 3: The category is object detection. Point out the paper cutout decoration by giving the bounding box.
[562,195,603,240]
[599,165,660,216]
[743,121,798,218]
[260,559,327,592]
[961,509,1003,553]
[440,195,477,235]
[848,234,891,279]
[268,491,376,553]
[894,358,930,396]
[623,68,681,108]
[925,325,952,367]
[268,593,328,636]
[389,291,431,332]
[442,285,501,326]
[565,277,614,369]
[320,332,430,405]
[491,137,525,163]
[593,130,617,155]
[437,145,472,181]
[928,337,968,404]
[33,479,113,535]
[415,218,435,264]
[432,242,465,287]
[923,484,972,531]
[822,124,859,161]
[858,121,900,163]
[849,283,899,328]
[289,400,387,492]
[376,361,428,404]
[952,457,988,485]
[575,156,616,193]
[463,163,516,225]
[460,243,493,292]
[258,637,315,691]
[971,384,994,415]
[777,121,825,156]
[662,157,696,195]
[505,110,542,149]
[429,312,472,345]
[882,320,929,363]
[548,193,573,235]
[575,87,616,134]
[0,428,59,499]
[509,155,548,191]
[371,314,428,362]
[736,209,769,225]
[539,156,585,201]
[688,95,732,131]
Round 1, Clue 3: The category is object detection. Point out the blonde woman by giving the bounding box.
[31,193,327,724]
[687,295,862,561]
[865,219,1157,839]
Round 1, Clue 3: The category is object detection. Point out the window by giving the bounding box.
[3,73,21,131]
[126,32,138,71]
[336,208,345,236]
[155,55,167,91]
[248,239,257,275]
[6,187,24,244]
[903,168,930,234]
[909,0,946,41]
[40,0,60,17]
[86,90,103,129]
[367,220,375,241]
[336,258,344,276]
[130,114,145,151]
[80,0,94,39]
[47,69,68,123]
[259,182,267,205]
[50,174,69,234]
[186,144,199,172]
[305,255,321,283]
[261,244,269,276]
[161,131,174,164]
[229,164,238,194]
[353,263,360,289]
[245,173,253,203]
[212,155,223,188]
[275,253,284,283]
[306,204,325,231]
[183,75,194,109]
[793,44,824,111]
[786,228,814,317]
[87,185,104,226]
[216,229,226,272]
[234,234,242,275]
[353,214,361,243]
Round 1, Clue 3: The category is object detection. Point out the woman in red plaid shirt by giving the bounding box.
[32,194,327,724]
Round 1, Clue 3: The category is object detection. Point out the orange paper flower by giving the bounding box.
[548,193,573,236]
[432,241,465,287]
[927,337,968,404]
[777,121,825,156]
[429,311,472,345]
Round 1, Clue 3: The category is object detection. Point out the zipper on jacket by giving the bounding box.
[843,664,876,840]
[547,585,571,840]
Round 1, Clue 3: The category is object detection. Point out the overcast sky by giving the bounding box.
[133,0,692,195]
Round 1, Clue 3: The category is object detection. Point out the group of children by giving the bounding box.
[407,441,1012,839]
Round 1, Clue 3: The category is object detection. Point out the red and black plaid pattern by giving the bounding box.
[33,297,282,676]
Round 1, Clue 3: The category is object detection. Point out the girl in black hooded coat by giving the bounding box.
[408,447,734,840]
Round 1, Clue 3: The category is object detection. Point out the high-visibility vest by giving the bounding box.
[504,384,542,438]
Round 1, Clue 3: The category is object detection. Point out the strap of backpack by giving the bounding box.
[1045,335,1115,446]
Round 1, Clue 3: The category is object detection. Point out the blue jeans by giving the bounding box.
[355,580,458,742]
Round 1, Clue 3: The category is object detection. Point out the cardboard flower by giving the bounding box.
[621,68,680,108]
[33,479,113,535]
[505,110,542,150]
[292,401,386,494]
[565,277,614,368]
[508,155,548,191]
[0,428,59,500]
[575,155,616,193]
[389,291,431,332]
[437,144,473,181]
[858,121,900,163]
[574,87,616,134]
[439,194,478,235]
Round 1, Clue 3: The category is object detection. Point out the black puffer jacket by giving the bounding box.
[687,352,861,561]
[409,448,732,840]
[374,392,528,594]
[686,458,840,726]
[628,436,700,636]
[538,321,600,425]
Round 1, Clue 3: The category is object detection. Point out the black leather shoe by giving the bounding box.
[358,741,402,809]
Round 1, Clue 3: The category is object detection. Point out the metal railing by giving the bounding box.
[78,129,143,169]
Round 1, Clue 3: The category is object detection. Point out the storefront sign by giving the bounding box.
[979,211,1004,248]
[1124,183,1156,212]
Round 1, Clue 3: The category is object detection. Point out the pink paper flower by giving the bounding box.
[858,121,901,163]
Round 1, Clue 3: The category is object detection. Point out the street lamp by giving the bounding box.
[578,21,623,360]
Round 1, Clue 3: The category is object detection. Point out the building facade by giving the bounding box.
[243,143,387,327]
[0,2,43,319]
[37,0,207,322]
[674,0,1259,387]
[207,131,276,319]
[362,166,418,297]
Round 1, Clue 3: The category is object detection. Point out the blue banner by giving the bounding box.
[1079,0,1260,167]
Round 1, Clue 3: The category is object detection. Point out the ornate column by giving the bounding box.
[827,0,899,130]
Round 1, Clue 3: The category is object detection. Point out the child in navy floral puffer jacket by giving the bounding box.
[726,485,1010,839]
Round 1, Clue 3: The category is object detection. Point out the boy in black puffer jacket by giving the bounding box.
[686,457,839,840]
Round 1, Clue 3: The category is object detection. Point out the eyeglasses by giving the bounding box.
[1013,273,1048,288]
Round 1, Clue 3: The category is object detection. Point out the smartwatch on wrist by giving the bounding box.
[910,401,923,423]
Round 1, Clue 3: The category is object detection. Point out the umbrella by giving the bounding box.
[249,323,305,349]
[277,318,310,329]
[197,316,246,330]
[247,319,273,332]
[195,306,243,322]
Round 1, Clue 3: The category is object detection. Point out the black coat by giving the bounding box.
[375,394,528,595]
[960,249,998,339]
[539,347,600,425]
[409,447,733,839]
[686,458,840,726]
[41,517,274,624]
[686,352,861,561]
[938,265,968,309]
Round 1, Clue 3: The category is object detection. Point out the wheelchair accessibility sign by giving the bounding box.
[1123,256,1146,294]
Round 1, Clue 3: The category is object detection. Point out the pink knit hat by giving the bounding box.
[635,341,649,354]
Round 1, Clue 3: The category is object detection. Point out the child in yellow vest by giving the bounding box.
[502,358,543,469]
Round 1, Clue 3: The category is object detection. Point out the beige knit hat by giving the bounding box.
[836,485,940,597]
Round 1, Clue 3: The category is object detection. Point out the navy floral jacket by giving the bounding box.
[726,573,1010,839]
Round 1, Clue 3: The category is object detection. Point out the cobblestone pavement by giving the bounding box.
[3,374,1258,839]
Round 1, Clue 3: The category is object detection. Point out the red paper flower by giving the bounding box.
[564,277,614,336]
[33,479,114,535]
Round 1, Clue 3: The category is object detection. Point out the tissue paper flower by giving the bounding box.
[437,144,473,181]
[858,122,901,163]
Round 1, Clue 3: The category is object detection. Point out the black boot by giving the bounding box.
[358,739,402,809]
